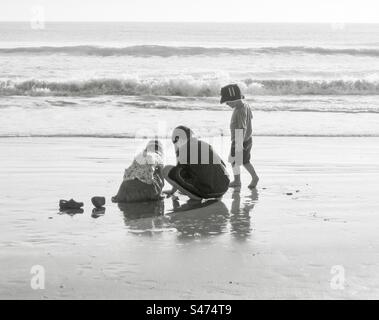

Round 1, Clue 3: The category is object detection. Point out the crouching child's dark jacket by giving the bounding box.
[170,138,230,199]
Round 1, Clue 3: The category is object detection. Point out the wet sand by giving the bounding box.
[1,136,379,299]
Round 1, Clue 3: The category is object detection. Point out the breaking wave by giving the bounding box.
[2,45,379,57]
[2,78,379,96]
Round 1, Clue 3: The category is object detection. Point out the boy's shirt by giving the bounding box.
[230,101,253,144]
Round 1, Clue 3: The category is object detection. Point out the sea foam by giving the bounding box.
[2,77,379,97]
[1,45,379,57]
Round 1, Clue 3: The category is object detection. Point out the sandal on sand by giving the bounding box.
[59,199,84,210]
[91,196,105,208]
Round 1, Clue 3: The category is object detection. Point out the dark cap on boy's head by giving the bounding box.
[220,84,244,104]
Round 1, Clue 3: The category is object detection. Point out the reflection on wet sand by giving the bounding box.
[118,200,165,221]
[169,198,229,239]
[58,208,84,216]
[118,190,259,240]
[118,201,168,236]
[230,188,259,240]
[92,207,106,219]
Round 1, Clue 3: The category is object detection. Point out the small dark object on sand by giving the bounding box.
[286,192,293,196]
[59,199,84,210]
[91,196,106,208]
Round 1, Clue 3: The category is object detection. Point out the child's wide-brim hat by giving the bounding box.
[220,84,244,104]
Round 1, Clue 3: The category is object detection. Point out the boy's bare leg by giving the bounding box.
[229,165,242,187]
[243,162,259,189]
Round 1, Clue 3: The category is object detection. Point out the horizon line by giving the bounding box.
[0,20,378,24]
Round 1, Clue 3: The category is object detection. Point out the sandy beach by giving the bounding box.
[1,136,379,299]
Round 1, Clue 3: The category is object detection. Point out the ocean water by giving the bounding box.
[1,22,379,137]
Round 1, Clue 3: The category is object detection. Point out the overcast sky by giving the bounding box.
[1,0,379,23]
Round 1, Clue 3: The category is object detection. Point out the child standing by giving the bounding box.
[220,84,259,189]
[112,140,165,203]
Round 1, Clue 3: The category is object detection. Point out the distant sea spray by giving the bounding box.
[2,45,379,57]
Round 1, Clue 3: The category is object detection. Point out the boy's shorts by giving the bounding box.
[231,137,252,166]
[242,137,252,164]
